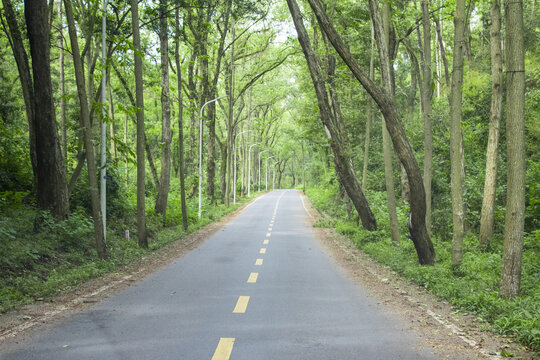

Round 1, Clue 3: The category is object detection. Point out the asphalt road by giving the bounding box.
[0,190,438,360]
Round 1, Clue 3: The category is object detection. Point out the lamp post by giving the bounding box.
[266,155,276,191]
[248,143,260,197]
[199,95,227,218]
[258,149,270,191]
[233,130,251,204]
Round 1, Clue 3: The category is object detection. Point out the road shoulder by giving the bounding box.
[300,191,535,360]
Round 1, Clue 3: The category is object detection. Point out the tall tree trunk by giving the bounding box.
[131,0,147,248]
[304,0,435,264]
[479,0,503,250]
[155,0,172,220]
[380,0,400,245]
[421,0,433,235]
[362,23,375,192]
[58,0,67,163]
[64,0,106,257]
[500,0,525,299]
[225,23,236,207]
[175,8,188,231]
[287,0,377,231]
[219,139,227,203]
[450,0,466,267]
[25,0,70,221]
[435,17,450,88]
[108,74,117,162]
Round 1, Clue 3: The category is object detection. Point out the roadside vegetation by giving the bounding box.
[0,0,538,354]
[307,183,539,352]
[0,180,254,313]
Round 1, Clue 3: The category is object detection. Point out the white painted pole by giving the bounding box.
[199,95,227,218]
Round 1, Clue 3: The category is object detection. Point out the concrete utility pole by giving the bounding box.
[233,130,251,204]
[258,149,270,191]
[247,143,260,197]
[199,95,227,218]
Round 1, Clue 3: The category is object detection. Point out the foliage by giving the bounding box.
[307,184,540,352]
[0,193,246,313]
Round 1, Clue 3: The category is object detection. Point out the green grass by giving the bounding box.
[306,185,540,352]
[0,191,259,313]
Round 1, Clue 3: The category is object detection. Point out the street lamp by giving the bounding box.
[234,130,251,204]
[199,95,227,218]
[258,149,270,191]
[266,155,276,191]
[248,143,260,197]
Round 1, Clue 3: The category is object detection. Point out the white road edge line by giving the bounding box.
[299,192,314,218]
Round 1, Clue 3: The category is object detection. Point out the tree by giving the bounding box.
[286,0,377,231]
[449,0,467,267]
[304,0,435,264]
[500,0,526,299]
[479,0,503,250]
[175,7,188,231]
[64,0,106,258]
[420,0,433,234]
[132,0,147,248]
[3,0,70,220]
[155,0,172,221]
[379,0,400,245]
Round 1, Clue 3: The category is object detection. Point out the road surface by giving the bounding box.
[0,190,438,359]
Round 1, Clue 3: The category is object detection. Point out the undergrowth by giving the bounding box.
[0,189,258,313]
[307,185,540,353]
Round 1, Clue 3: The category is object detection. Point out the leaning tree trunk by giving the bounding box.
[479,0,503,250]
[24,0,70,220]
[449,0,466,267]
[155,0,172,221]
[131,0,147,248]
[287,0,377,231]
[58,0,67,162]
[64,0,106,258]
[303,0,435,264]
[500,0,526,299]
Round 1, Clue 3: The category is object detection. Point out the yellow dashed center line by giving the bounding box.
[266,233,271,237]
[247,272,258,283]
[211,338,235,360]
[263,239,269,245]
[255,258,263,266]
[233,296,250,313]
[268,227,272,231]
[260,248,266,254]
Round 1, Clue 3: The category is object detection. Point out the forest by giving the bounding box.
[0,0,538,353]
